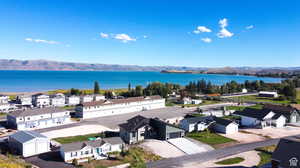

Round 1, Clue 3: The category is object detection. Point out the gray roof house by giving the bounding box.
[119,115,185,144]
[7,107,71,130]
[9,131,50,157]
[179,116,238,134]
[60,137,124,163]
[263,104,300,123]
[271,138,300,168]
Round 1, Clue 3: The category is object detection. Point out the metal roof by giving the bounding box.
[9,131,48,143]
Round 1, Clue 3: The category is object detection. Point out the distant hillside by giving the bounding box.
[0,59,299,76]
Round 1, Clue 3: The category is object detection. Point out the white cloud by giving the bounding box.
[219,18,228,28]
[217,28,234,38]
[100,32,109,38]
[201,38,212,43]
[25,38,59,44]
[246,25,254,30]
[193,26,212,34]
[197,26,212,33]
[113,33,136,43]
[217,18,234,38]
[66,44,71,47]
[143,35,148,39]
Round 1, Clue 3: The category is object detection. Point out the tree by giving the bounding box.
[94,81,100,94]
[70,88,81,95]
[128,83,131,91]
[135,85,143,96]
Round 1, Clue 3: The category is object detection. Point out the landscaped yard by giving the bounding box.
[232,95,292,104]
[187,131,235,147]
[79,147,161,168]
[215,157,245,165]
[53,133,104,144]
[226,104,263,111]
[255,145,277,166]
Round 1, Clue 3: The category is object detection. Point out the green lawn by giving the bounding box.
[226,104,263,111]
[215,157,245,165]
[232,95,291,104]
[255,145,277,166]
[200,100,221,106]
[53,133,104,144]
[187,131,235,146]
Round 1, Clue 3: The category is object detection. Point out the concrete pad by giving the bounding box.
[139,139,185,158]
[168,138,212,154]
[42,124,115,139]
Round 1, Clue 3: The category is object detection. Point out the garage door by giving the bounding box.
[169,132,182,139]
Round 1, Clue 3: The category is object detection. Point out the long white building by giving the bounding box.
[7,107,71,130]
[75,96,165,119]
[32,94,50,108]
[50,93,66,107]
[66,95,80,106]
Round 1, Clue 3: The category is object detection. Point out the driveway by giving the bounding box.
[139,139,185,158]
[167,138,213,155]
[25,151,74,168]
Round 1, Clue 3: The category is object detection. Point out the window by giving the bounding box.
[85,151,89,154]
[27,117,30,120]
[132,132,136,137]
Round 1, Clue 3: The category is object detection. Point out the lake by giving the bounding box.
[0,71,283,92]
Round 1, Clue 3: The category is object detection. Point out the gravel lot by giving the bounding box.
[243,126,300,139]
[220,131,267,144]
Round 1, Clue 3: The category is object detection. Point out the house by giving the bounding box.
[258,91,279,98]
[271,138,300,168]
[0,95,14,113]
[60,137,124,163]
[32,94,50,108]
[7,107,71,130]
[66,95,80,106]
[8,131,50,157]
[119,115,185,144]
[191,99,202,104]
[179,116,238,134]
[213,117,239,134]
[180,97,192,104]
[16,95,32,107]
[50,93,66,107]
[94,94,105,101]
[80,95,94,103]
[179,116,215,132]
[234,108,286,128]
[76,96,165,119]
[264,104,300,123]
[242,88,248,93]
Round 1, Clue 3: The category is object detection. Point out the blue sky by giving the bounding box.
[0,0,299,67]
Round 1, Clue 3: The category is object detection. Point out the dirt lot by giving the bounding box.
[139,139,185,158]
[220,131,267,144]
[242,126,300,139]
[183,151,260,168]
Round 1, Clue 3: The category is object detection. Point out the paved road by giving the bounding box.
[147,138,282,168]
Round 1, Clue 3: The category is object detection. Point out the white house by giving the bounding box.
[50,93,66,107]
[94,94,105,101]
[242,88,248,93]
[0,95,9,104]
[7,107,71,130]
[180,97,192,105]
[32,94,50,108]
[9,131,50,157]
[76,96,165,119]
[191,99,202,105]
[60,137,124,163]
[234,108,286,128]
[66,95,80,106]
[80,95,94,103]
[16,95,32,106]
[258,91,279,98]
[180,116,238,134]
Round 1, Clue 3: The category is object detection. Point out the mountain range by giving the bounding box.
[0,59,299,75]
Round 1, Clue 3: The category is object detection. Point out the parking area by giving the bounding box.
[167,138,213,155]
[242,126,300,139]
[139,139,185,158]
[41,124,115,139]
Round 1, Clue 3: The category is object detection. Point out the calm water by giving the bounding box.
[0,71,283,92]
